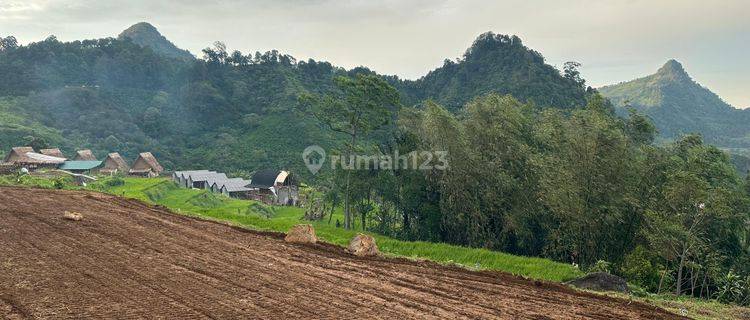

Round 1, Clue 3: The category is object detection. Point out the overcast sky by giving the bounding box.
[1,0,748,107]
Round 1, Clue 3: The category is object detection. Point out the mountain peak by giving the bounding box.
[118,22,194,60]
[655,59,689,80]
[122,22,159,35]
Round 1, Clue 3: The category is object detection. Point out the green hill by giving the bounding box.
[396,32,590,110]
[118,22,195,60]
[0,27,590,176]
[599,60,750,147]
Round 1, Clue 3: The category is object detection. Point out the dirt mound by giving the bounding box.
[348,233,379,257]
[62,211,83,221]
[0,187,681,319]
[566,272,629,293]
[284,224,317,244]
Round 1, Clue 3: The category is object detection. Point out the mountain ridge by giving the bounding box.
[599,60,750,147]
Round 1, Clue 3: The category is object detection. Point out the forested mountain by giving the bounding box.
[395,32,590,110]
[0,25,593,175]
[118,22,195,60]
[599,60,750,148]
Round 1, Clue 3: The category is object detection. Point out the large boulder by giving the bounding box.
[348,234,379,257]
[284,224,317,244]
[566,272,628,293]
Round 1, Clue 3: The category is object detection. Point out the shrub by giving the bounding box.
[105,177,125,187]
[589,260,612,273]
[619,245,661,292]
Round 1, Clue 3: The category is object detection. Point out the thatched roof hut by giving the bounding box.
[128,152,163,177]
[3,147,35,164]
[100,152,130,175]
[74,149,97,161]
[2,147,66,168]
[40,148,66,159]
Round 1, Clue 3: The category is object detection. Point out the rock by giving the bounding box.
[348,234,379,257]
[63,211,84,221]
[566,272,628,293]
[284,224,317,244]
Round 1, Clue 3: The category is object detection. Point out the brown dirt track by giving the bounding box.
[0,187,683,319]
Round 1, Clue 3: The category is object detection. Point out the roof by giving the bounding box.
[131,152,163,173]
[102,153,129,171]
[220,179,251,192]
[204,173,229,185]
[3,147,34,163]
[40,148,66,159]
[173,170,210,180]
[23,152,67,164]
[213,178,246,188]
[59,161,104,171]
[187,171,222,181]
[248,169,281,189]
[275,170,290,185]
[74,149,97,161]
[174,170,209,177]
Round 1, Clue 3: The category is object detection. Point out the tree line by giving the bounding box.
[304,74,750,304]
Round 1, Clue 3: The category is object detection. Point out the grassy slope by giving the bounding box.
[91,177,582,282]
[0,97,66,154]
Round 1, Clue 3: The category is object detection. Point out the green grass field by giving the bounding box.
[85,177,583,282]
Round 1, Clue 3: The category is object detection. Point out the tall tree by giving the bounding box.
[300,74,401,229]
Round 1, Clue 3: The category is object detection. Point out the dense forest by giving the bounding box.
[2,25,750,304]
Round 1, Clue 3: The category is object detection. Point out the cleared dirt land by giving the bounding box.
[0,187,682,319]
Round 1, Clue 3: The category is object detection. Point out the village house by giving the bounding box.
[211,178,251,198]
[185,171,221,189]
[247,169,299,205]
[40,148,66,159]
[128,152,163,177]
[2,147,66,170]
[74,149,97,161]
[203,173,229,190]
[220,181,251,198]
[172,170,210,188]
[100,153,130,175]
[59,160,104,174]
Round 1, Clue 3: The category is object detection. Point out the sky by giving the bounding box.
[1,0,748,107]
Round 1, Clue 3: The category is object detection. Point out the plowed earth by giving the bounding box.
[0,187,682,319]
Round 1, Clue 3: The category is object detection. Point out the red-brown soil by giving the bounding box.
[0,187,682,319]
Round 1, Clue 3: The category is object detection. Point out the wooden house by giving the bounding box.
[40,148,66,159]
[100,153,129,175]
[2,147,66,170]
[128,152,163,177]
[74,149,97,161]
[3,147,34,164]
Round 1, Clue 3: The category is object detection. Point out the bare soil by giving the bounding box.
[0,187,683,319]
